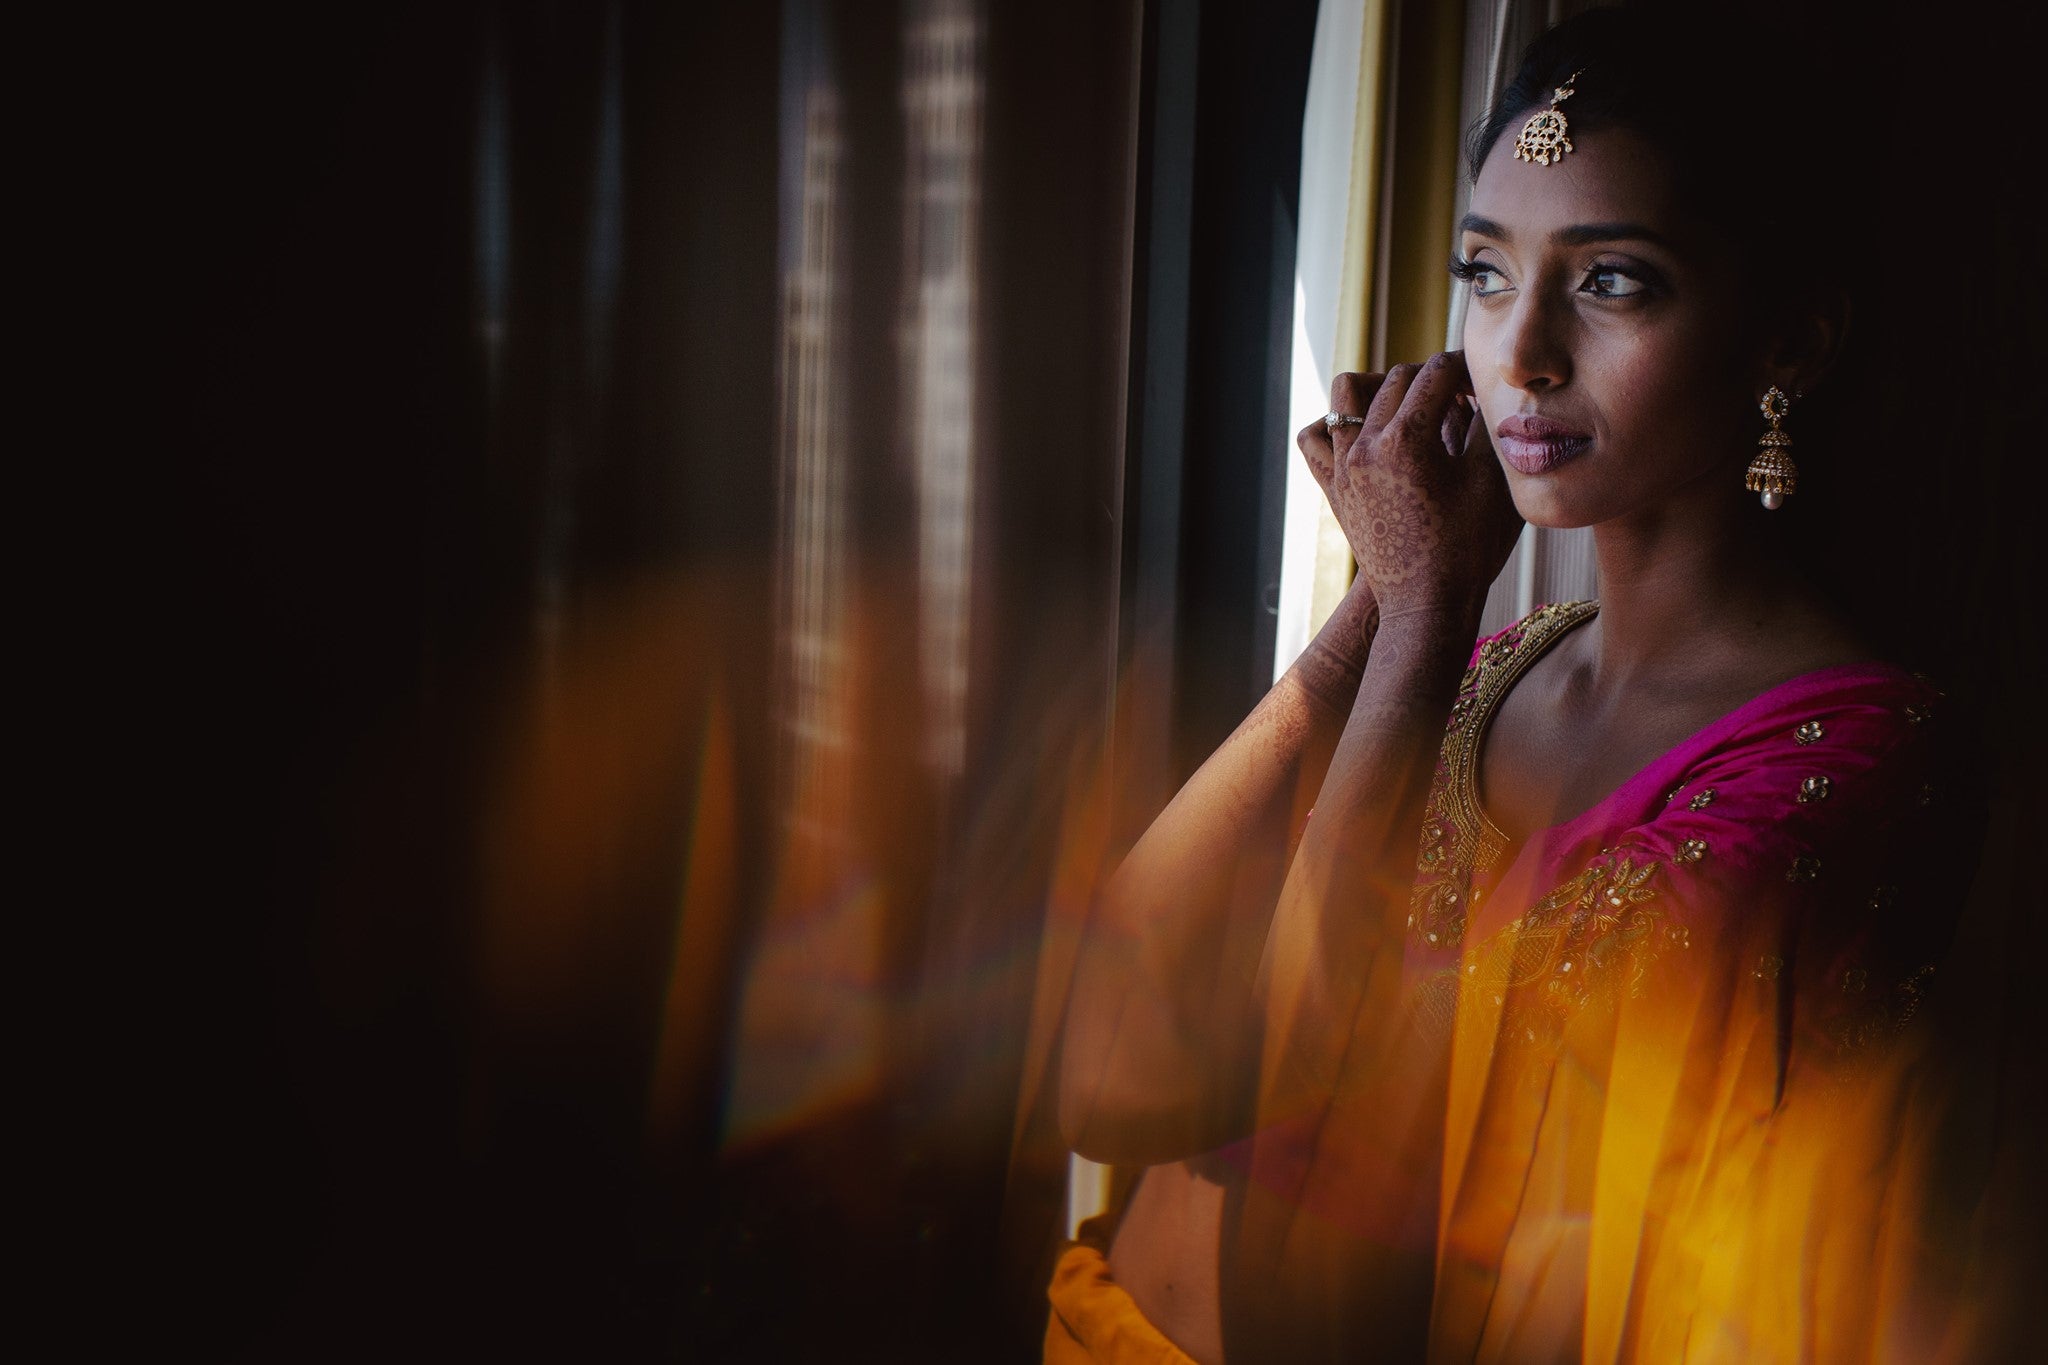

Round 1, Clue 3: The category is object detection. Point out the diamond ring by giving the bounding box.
[1324,411,1364,429]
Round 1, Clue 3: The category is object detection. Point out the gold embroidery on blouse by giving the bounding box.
[1523,853,1660,923]
[1409,601,1599,950]
[1795,720,1825,745]
[1688,788,1717,811]
[1797,775,1831,804]
[1464,852,1682,1018]
[1677,837,1708,863]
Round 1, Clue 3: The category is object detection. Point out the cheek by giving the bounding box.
[1595,323,1745,441]
[1460,304,1499,367]
[1459,310,1508,420]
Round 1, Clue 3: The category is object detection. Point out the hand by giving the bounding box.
[1295,352,1523,622]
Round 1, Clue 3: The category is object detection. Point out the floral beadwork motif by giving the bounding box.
[1787,854,1822,883]
[1687,788,1717,811]
[1676,837,1709,863]
[1408,601,1599,951]
[1466,852,1690,1020]
[1407,881,1464,947]
[1527,853,1660,921]
[1795,720,1825,745]
[1797,775,1831,804]
[1825,964,1936,1055]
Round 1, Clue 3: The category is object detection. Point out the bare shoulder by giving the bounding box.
[1722,595,1876,694]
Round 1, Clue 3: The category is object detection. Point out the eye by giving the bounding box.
[1582,265,1648,299]
[1450,254,1513,298]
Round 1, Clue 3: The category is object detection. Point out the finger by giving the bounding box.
[1296,419,1335,485]
[1328,370,1386,416]
[1389,353,1474,460]
[1363,361,1423,436]
[1398,350,1471,426]
[1327,371,1383,463]
[1439,394,1473,460]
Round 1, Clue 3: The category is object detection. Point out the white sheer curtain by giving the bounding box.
[1273,0,1386,682]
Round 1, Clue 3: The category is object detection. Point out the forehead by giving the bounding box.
[1466,122,1688,243]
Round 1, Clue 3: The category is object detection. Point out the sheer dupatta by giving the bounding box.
[1234,604,1970,1362]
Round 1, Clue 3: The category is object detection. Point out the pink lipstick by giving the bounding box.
[1496,414,1591,475]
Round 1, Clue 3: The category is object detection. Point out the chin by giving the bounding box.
[1504,476,1604,531]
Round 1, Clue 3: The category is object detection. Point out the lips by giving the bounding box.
[1495,414,1592,475]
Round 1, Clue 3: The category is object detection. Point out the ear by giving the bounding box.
[1761,284,1851,397]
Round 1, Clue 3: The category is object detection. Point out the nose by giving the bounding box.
[1494,291,1573,393]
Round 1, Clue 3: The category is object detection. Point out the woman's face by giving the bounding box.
[1459,123,1764,529]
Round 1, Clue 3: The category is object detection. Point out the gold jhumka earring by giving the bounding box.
[1514,69,1585,166]
[1745,386,1799,509]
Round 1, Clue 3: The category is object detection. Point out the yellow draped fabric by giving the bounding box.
[1045,1219,1201,1365]
[1238,608,1977,1363]
[1048,606,1991,1363]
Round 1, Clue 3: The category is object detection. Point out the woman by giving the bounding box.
[1049,8,1976,1362]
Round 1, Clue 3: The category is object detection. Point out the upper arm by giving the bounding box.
[1501,681,1971,1081]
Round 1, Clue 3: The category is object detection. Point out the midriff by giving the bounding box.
[1106,1160,1228,1365]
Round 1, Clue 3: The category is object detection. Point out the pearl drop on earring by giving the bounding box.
[1744,387,1798,509]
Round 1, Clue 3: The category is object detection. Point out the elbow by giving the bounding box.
[1057,1060,1132,1165]
[1057,1045,1242,1167]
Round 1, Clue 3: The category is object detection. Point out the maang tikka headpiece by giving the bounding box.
[1514,69,1585,167]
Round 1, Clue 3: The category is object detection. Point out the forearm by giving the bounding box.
[1255,604,1480,1117]
[1058,586,1380,1161]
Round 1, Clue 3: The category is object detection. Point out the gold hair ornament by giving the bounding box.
[1745,386,1799,509]
[1514,70,1585,167]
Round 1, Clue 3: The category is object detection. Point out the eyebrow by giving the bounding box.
[1458,214,1674,250]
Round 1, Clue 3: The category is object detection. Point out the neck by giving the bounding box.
[1583,472,1812,693]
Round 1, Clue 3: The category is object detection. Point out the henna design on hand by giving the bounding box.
[1359,465,1444,590]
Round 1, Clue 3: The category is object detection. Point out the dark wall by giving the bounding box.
[150,5,781,1357]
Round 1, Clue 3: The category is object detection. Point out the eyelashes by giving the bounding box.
[1448,254,1510,299]
[1448,253,1662,299]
